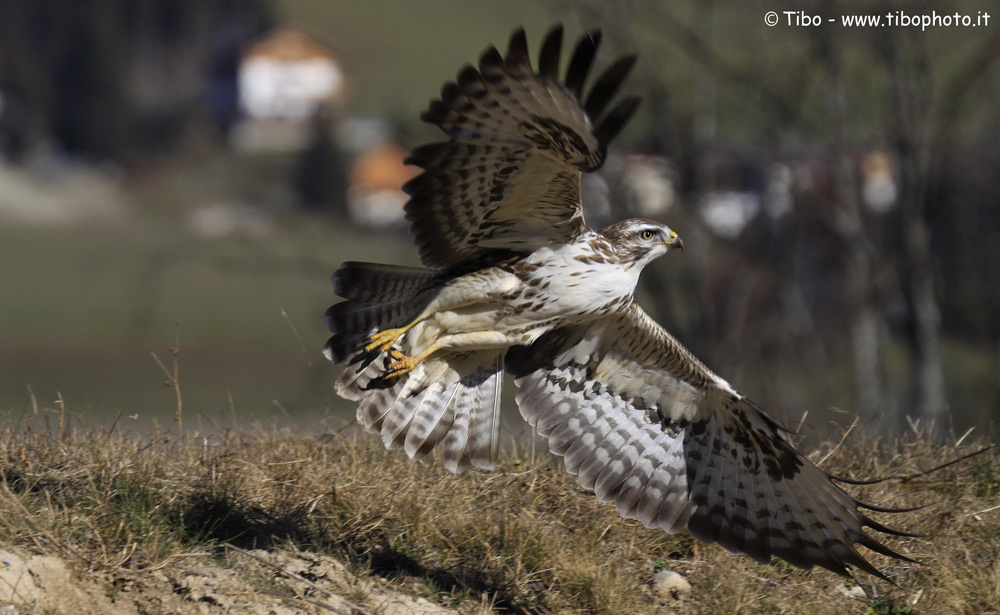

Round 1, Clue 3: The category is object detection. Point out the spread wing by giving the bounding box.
[404,25,641,270]
[507,303,917,580]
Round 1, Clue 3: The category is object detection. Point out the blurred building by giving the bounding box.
[621,154,678,219]
[346,142,419,228]
[231,26,345,153]
[860,150,898,214]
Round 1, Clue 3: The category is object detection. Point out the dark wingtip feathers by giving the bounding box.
[421,25,637,150]
[565,29,602,99]
[506,27,530,70]
[478,45,505,73]
[440,81,463,107]
[593,95,641,148]
[538,24,563,82]
[584,55,637,119]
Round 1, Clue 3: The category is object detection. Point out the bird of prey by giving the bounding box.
[323,25,915,581]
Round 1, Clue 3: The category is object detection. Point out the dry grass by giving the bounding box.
[0,415,997,615]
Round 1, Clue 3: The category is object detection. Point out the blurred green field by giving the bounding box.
[0,211,418,429]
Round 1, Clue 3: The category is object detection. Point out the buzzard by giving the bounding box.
[324,25,915,580]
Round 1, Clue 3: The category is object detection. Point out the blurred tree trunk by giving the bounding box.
[60,0,134,162]
[924,25,1000,426]
[292,108,348,216]
[817,18,888,424]
[876,24,947,425]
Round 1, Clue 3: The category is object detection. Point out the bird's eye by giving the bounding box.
[640,230,657,241]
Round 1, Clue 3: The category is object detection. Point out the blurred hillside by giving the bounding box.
[0,0,996,436]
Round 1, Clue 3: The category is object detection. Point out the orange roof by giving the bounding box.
[350,143,421,192]
[243,27,337,63]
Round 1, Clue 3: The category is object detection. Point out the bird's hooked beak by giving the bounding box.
[657,231,684,252]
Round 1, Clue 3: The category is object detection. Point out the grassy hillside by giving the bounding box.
[0,416,996,614]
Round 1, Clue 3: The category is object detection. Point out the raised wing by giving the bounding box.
[507,303,916,580]
[404,25,641,270]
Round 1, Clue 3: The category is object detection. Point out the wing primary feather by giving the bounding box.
[456,64,488,100]
[404,142,447,169]
[478,46,509,89]
[737,465,775,565]
[538,24,563,82]
[440,81,467,109]
[737,472,770,564]
[763,477,814,570]
[565,29,602,99]
[862,516,924,539]
[505,27,531,72]
[828,473,901,486]
[856,531,920,563]
[593,95,642,148]
[686,420,727,545]
[856,501,928,514]
[479,45,504,69]
[422,99,451,127]
[584,55,637,119]
[793,468,881,577]
[708,422,743,551]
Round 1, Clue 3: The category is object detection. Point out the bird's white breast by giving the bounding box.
[518,238,640,318]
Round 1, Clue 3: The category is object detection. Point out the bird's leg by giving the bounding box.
[365,271,517,355]
[381,344,441,379]
[364,318,422,353]
[379,330,512,381]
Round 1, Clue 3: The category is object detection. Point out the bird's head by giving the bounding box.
[600,218,683,270]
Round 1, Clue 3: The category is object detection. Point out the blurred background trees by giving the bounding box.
[0,0,995,436]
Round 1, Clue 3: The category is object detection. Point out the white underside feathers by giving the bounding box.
[347,350,504,473]
[514,361,695,534]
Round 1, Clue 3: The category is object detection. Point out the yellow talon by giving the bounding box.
[364,322,417,353]
[382,346,439,379]
[385,355,419,377]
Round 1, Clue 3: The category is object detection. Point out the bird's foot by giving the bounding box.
[364,326,411,353]
[383,349,420,379]
[380,346,439,380]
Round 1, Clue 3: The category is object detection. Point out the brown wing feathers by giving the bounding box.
[682,401,917,580]
[403,25,641,270]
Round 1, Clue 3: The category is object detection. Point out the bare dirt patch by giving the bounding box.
[0,547,457,615]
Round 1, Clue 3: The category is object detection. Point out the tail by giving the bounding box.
[333,261,441,304]
[323,262,440,364]
[323,261,503,472]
